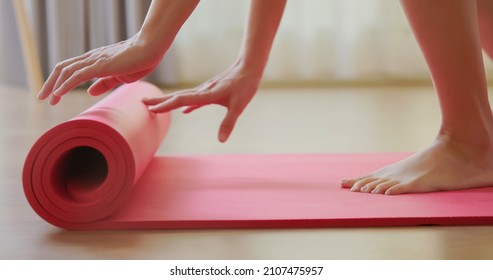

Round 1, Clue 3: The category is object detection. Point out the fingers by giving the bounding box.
[142,96,172,106]
[49,95,62,106]
[218,108,240,143]
[141,89,194,106]
[182,105,204,114]
[37,54,89,100]
[51,60,93,94]
[37,38,158,105]
[49,64,99,105]
[145,91,214,113]
[39,53,102,105]
[88,77,122,96]
[89,68,156,96]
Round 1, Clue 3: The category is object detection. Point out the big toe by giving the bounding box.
[341,178,358,188]
[341,176,373,188]
[341,177,367,188]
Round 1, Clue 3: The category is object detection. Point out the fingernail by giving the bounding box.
[148,106,156,111]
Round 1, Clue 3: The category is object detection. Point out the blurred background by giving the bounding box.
[2,0,493,89]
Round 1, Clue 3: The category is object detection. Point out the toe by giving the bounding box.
[341,178,355,188]
[385,184,410,195]
[371,180,399,194]
[341,176,365,188]
[360,178,388,193]
[350,177,379,192]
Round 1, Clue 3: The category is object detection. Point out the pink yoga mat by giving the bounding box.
[23,81,493,230]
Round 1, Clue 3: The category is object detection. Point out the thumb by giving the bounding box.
[218,109,240,143]
[88,77,121,96]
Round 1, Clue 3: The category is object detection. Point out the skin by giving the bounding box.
[342,0,493,194]
[38,0,493,195]
[37,0,287,143]
[142,0,287,142]
[478,0,493,59]
[37,0,201,105]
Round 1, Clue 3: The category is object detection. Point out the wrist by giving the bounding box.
[234,54,267,81]
[135,29,172,60]
[137,0,199,60]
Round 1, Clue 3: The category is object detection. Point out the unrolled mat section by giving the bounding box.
[23,82,493,230]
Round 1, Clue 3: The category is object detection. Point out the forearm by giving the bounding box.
[237,0,287,76]
[477,0,493,59]
[138,0,200,57]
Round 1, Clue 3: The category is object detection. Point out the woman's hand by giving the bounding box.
[142,63,262,143]
[37,0,201,105]
[37,33,163,105]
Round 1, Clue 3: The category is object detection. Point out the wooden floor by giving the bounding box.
[2,85,493,259]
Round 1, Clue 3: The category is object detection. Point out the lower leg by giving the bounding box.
[477,0,493,59]
[342,0,493,194]
[402,0,493,141]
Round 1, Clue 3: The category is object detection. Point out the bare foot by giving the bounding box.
[341,134,493,195]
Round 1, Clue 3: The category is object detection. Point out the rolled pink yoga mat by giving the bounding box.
[23,81,493,230]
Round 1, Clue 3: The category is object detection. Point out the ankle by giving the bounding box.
[436,129,493,156]
[440,116,493,140]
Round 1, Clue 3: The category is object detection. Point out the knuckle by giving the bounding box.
[59,67,72,78]
[96,53,110,62]
[54,62,65,72]
[228,108,239,116]
[198,89,211,95]
[85,49,96,56]
[93,61,106,76]
[93,58,105,66]
[72,69,81,77]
